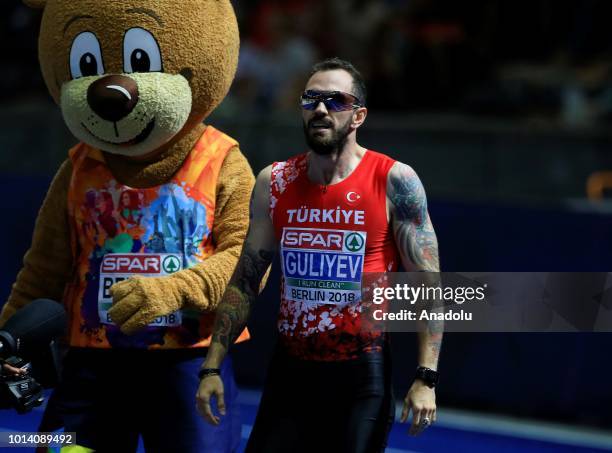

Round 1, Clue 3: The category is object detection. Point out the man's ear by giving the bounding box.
[352,107,368,129]
[23,0,46,9]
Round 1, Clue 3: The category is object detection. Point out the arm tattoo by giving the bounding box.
[390,163,443,368]
[211,241,274,351]
[417,281,444,367]
[389,164,440,272]
[426,325,444,362]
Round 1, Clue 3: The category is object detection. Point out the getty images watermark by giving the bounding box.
[371,281,486,321]
[358,273,612,332]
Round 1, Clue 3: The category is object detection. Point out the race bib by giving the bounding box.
[98,253,183,327]
[280,227,366,305]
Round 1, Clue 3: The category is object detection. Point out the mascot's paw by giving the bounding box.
[108,275,182,335]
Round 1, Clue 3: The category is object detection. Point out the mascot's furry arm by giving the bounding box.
[0,160,73,327]
[109,147,254,334]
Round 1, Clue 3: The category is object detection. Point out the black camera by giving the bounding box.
[0,356,45,413]
[0,299,66,414]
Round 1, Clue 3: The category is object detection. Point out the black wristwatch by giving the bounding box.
[415,366,439,388]
[198,368,221,380]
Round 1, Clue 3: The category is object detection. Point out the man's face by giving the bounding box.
[302,69,358,155]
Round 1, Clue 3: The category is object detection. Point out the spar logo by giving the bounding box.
[282,228,367,254]
[100,254,182,274]
[282,229,343,251]
[101,255,161,274]
[162,255,181,274]
[345,233,365,252]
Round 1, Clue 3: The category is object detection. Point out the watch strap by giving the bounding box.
[415,366,439,388]
[198,368,221,380]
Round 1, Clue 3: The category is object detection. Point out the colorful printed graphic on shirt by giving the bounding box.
[65,126,235,349]
[75,183,211,347]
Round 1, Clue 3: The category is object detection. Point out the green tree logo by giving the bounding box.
[162,255,181,274]
[345,233,365,252]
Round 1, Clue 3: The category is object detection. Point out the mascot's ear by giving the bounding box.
[23,0,47,9]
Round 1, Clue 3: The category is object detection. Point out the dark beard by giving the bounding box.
[303,117,351,155]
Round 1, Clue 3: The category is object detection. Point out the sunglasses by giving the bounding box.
[300,90,364,112]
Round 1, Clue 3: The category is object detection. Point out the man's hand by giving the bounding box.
[196,375,226,425]
[400,380,437,436]
[1,363,27,377]
[108,275,189,335]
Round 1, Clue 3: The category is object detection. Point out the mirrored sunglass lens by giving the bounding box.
[301,99,318,110]
[327,96,355,111]
[325,99,346,111]
[300,92,358,111]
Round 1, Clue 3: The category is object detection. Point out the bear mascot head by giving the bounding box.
[31,0,238,159]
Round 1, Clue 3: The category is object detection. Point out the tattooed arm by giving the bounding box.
[388,162,439,274]
[388,161,442,366]
[205,165,276,367]
[197,166,277,424]
[387,162,442,435]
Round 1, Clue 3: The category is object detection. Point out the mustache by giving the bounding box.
[307,117,333,128]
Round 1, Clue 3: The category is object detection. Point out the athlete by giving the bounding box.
[196,58,443,452]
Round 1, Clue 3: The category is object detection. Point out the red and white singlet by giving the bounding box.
[270,150,399,360]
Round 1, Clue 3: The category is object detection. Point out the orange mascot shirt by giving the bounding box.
[64,127,245,349]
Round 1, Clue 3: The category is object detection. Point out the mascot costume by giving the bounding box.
[0,0,252,451]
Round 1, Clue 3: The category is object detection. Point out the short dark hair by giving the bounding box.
[310,58,367,106]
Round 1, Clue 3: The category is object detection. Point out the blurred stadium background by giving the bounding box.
[1,0,611,451]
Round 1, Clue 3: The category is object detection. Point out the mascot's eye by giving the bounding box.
[123,28,162,73]
[69,32,105,79]
[80,53,99,76]
[130,49,151,72]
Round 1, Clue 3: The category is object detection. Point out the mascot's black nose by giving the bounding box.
[87,75,139,122]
